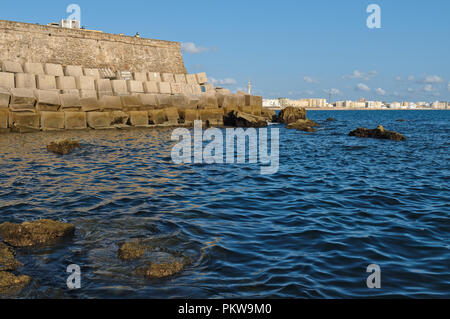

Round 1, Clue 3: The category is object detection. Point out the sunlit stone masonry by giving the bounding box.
[0,20,264,133]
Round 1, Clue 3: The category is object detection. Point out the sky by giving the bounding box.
[1,0,449,102]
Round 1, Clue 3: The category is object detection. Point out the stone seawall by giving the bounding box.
[0,20,186,74]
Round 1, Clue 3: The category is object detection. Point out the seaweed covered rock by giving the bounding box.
[118,240,149,261]
[0,271,31,295]
[286,119,319,132]
[223,111,268,128]
[0,219,75,247]
[349,125,406,141]
[136,261,184,279]
[47,139,80,155]
[276,107,306,124]
[0,243,21,271]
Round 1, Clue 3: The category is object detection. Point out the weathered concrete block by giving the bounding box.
[65,112,87,130]
[9,112,40,132]
[128,111,149,127]
[64,65,83,77]
[100,96,123,110]
[99,68,116,79]
[56,76,77,90]
[75,76,95,90]
[0,110,8,128]
[23,62,44,75]
[110,111,129,126]
[60,94,82,110]
[40,112,64,131]
[216,88,230,94]
[87,112,112,129]
[164,107,180,125]
[36,74,57,90]
[116,71,133,80]
[133,72,148,82]
[184,109,199,125]
[170,83,183,95]
[61,89,80,96]
[15,73,36,89]
[251,105,262,116]
[157,82,171,94]
[245,95,263,107]
[143,81,159,94]
[175,74,187,84]
[2,61,23,73]
[120,95,142,110]
[111,80,129,96]
[186,74,197,85]
[9,88,36,111]
[0,88,11,109]
[236,94,246,107]
[35,90,61,112]
[169,94,189,108]
[44,64,64,76]
[0,72,15,89]
[196,72,208,84]
[181,83,193,94]
[148,72,161,82]
[191,84,202,94]
[80,90,98,99]
[217,94,238,108]
[200,109,224,126]
[138,94,159,109]
[127,80,144,93]
[161,73,175,83]
[156,94,172,107]
[148,109,166,125]
[83,68,100,79]
[201,84,215,93]
[95,79,112,92]
[97,91,114,99]
[80,97,101,112]
[199,93,219,109]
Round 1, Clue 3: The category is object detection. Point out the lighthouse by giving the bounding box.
[247,80,252,94]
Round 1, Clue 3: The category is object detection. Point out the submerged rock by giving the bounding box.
[286,119,319,132]
[326,117,336,122]
[396,119,406,122]
[349,125,406,141]
[276,107,306,124]
[118,240,149,261]
[223,111,268,128]
[0,243,22,271]
[47,139,80,155]
[0,219,75,247]
[0,271,31,295]
[136,261,184,279]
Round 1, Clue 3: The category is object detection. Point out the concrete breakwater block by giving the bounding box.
[86,112,111,129]
[200,109,224,126]
[184,109,199,125]
[15,73,36,89]
[44,63,64,77]
[1,61,23,74]
[110,111,129,126]
[191,84,202,94]
[9,88,36,111]
[9,112,40,132]
[251,105,263,116]
[148,72,161,82]
[164,107,180,125]
[75,76,95,91]
[121,95,142,111]
[181,83,192,95]
[95,79,113,92]
[245,95,263,107]
[161,73,175,83]
[83,68,100,79]
[40,112,64,131]
[99,68,116,79]
[100,96,123,111]
[61,89,80,96]
[185,74,197,85]
[64,112,87,130]
[168,94,189,109]
[196,72,208,85]
[23,62,44,75]
[157,82,171,94]
[199,94,219,109]
[170,83,183,95]
[0,72,15,89]
[133,72,148,82]
[0,110,8,129]
[138,94,159,109]
[175,74,187,84]
[64,65,83,77]
[36,74,57,90]
[143,81,159,94]
[216,94,237,108]
[80,90,98,99]
[127,80,144,94]
[201,84,215,93]
[60,94,82,111]
[35,90,61,112]
[156,94,171,108]
[111,80,128,96]
[148,109,166,125]
[128,111,149,127]
[56,76,77,90]
[80,97,101,112]
[0,88,11,109]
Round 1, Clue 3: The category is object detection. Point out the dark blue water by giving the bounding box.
[0,110,449,299]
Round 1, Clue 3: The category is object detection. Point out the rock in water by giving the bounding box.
[326,117,336,122]
[118,240,149,261]
[0,243,22,271]
[349,125,406,141]
[286,119,319,132]
[223,111,268,128]
[0,271,31,295]
[0,219,75,247]
[137,261,184,279]
[47,139,80,155]
[261,108,276,122]
[276,107,306,124]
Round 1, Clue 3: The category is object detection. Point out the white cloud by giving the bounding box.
[395,76,402,81]
[181,42,214,54]
[424,84,433,92]
[303,76,319,84]
[408,75,415,81]
[375,88,386,96]
[407,88,414,92]
[210,77,237,86]
[420,75,444,84]
[303,90,315,95]
[448,82,450,91]
[323,88,341,95]
[355,83,371,92]
[344,70,378,81]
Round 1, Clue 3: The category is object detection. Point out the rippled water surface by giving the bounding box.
[0,110,449,298]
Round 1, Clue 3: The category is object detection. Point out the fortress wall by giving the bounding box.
[0,20,186,74]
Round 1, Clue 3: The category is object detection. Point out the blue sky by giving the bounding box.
[1,0,449,101]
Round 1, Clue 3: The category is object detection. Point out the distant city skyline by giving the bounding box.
[1,0,449,101]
